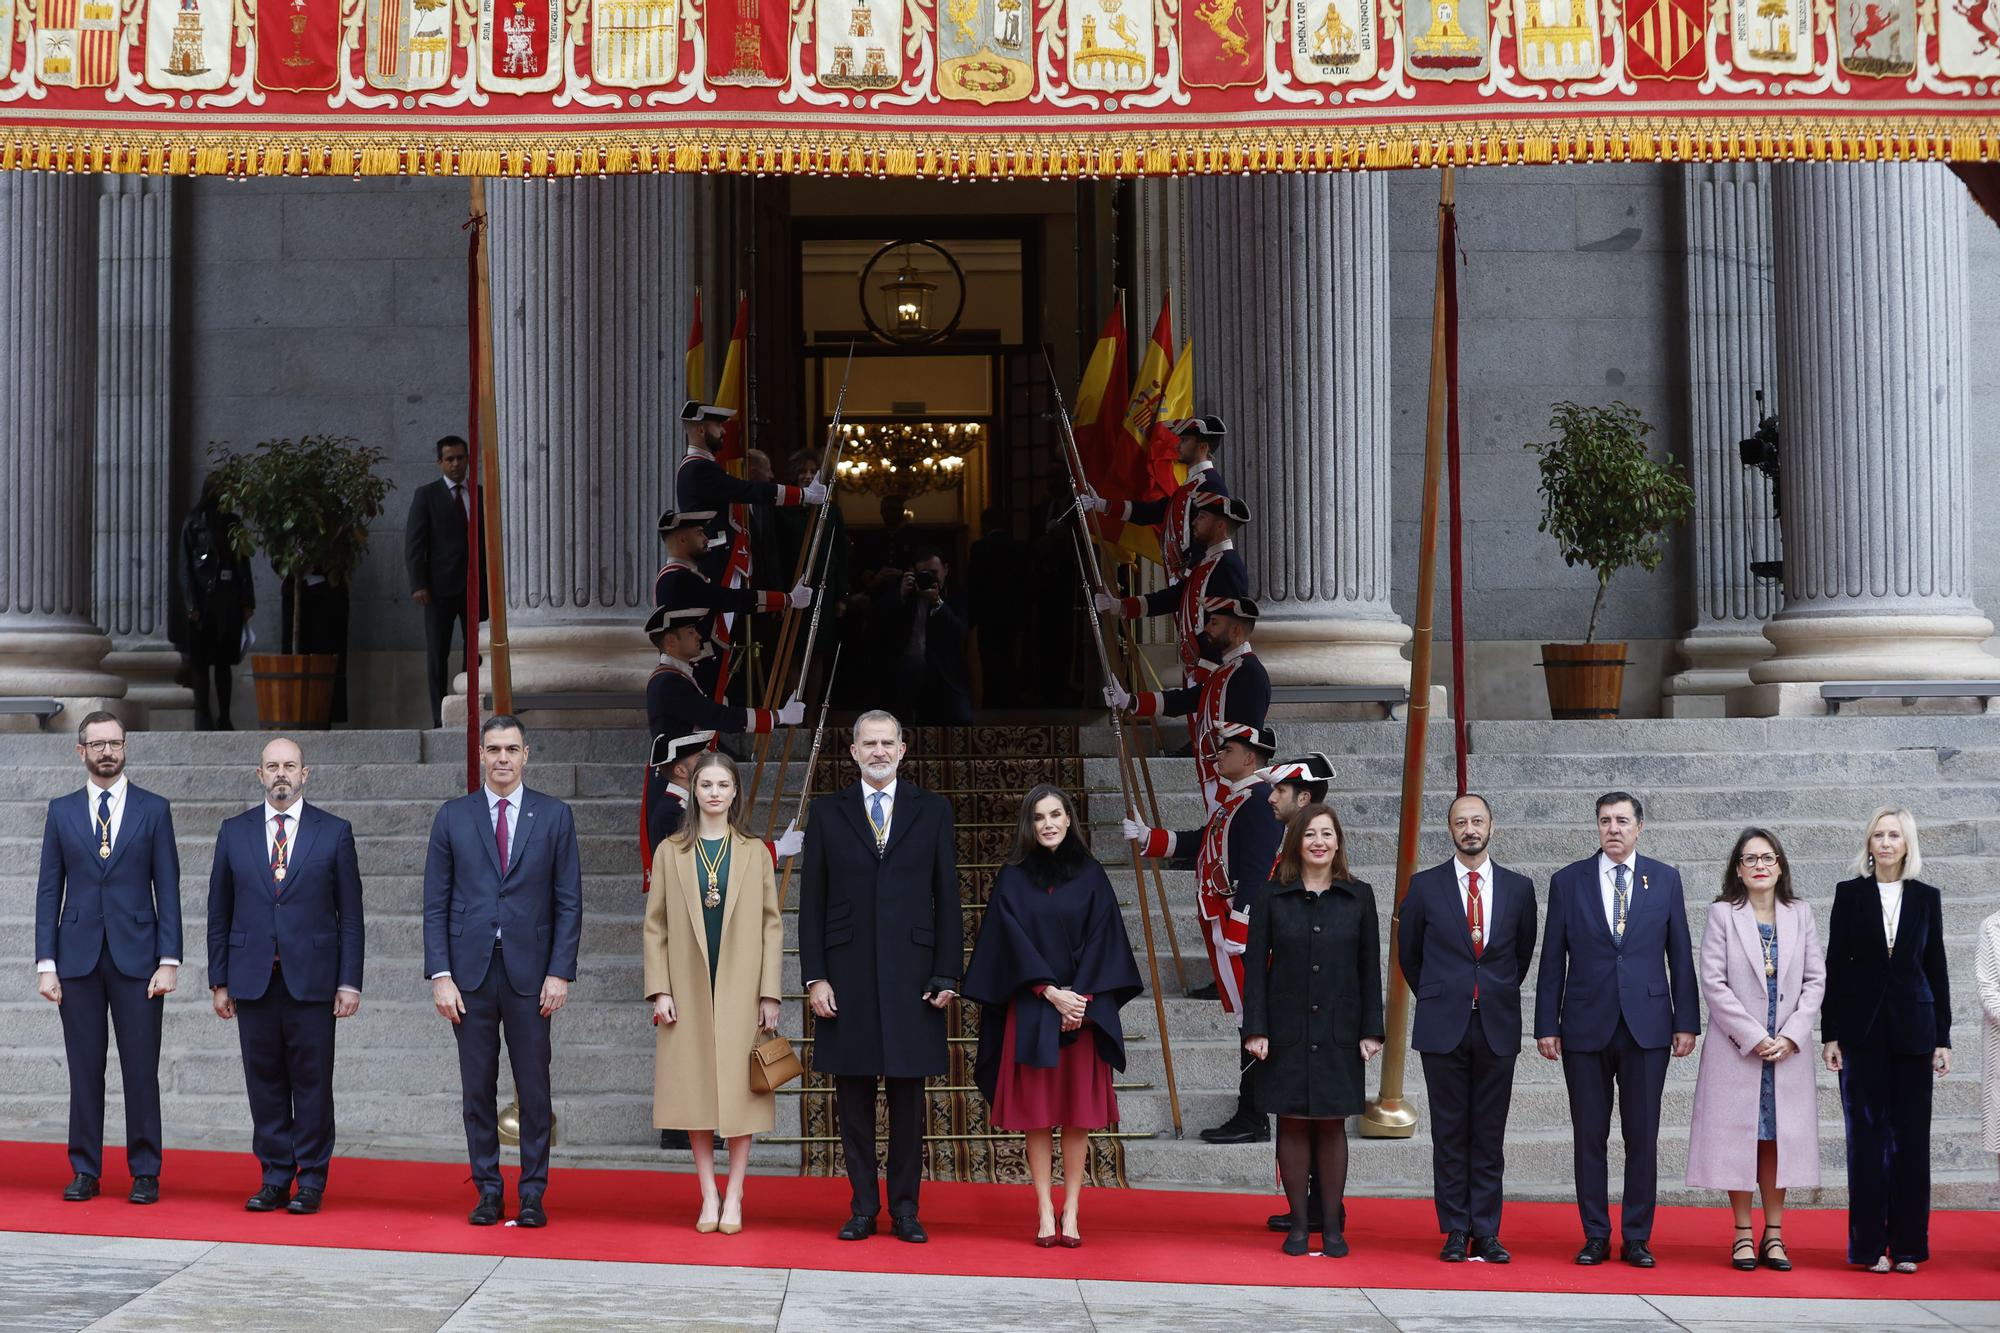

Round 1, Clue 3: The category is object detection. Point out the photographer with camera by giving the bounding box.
[874,546,973,725]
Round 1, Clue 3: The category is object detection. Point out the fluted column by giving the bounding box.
[95,176,193,727]
[1662,164,1781,716]
[475,177,693,711]
[0,175,124,719]
[1738,163,1995,714]
[1188,174,1410,689]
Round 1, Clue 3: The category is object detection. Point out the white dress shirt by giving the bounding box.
[1598,851,1639,934]
[1454,855,1492,924]
[39,772,178,972]
[263,800,359,994]
[431,786,522,981]
[1878,879,1905,953]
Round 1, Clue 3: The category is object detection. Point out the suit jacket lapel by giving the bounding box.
[1892,881,1914,962]
[1777,901,1803,992]
[677,843,710,969]
[840,784,877,856]
[285,803,318,882]
[472,793,502,880]
[717,834,748,949]
[241,810,277,897]
[1728,902,1766,988]
[880,786,920,863]
[1577,861,1614,947]
[101,789,143,878]
[504,790,544,880]
[72,790,101,869]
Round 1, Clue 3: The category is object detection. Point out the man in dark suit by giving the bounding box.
[34,712,182,1204]
[207,738,365,1215]
[423,715,582,1228]
[405,435,487,729]
[873,547,972,725]
[797,710,963,1243]
[1535,791,1698,1268]
[1400,793,1537,1264]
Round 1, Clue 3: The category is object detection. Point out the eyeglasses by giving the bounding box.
[1738,853,1779,868]
[82,740,126,754]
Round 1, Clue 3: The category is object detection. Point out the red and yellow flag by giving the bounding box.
[1102,298,1177,564]
[713,294,749,467]
[1149,336,1194,501]
[685,287,705,404]
[1072,297,1129,511]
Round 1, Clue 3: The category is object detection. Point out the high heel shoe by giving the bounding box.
[1731,1225,1757,1271]
[719,1199,743,1235]
[1035,1231,1059,1248]
[695,1218,719,1234]
[1758,1227,1790,1272]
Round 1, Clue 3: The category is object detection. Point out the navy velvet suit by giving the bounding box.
[207,802,364,1191]
[1534,852,1699,1244]
[1398,859,1537,1237]
[34,784,182,1180]
[422,788,581,1200]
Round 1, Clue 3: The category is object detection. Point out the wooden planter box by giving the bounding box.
[1539,642,1629,720]
[250,653,339,730]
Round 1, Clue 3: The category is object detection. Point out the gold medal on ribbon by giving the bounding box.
[274,866,287,883]
[98,843,111,859]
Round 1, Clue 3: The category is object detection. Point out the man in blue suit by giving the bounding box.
[207,738,365,1215]
[34,712,182,1205]
[424,715,582,1228]
[1399,793,1537,1264]
[1534,791,1698,1268]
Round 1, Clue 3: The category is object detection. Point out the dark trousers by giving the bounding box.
[281,580,351,726]
[58,952,164,1180]
[835,1074,925,1220]
[190,657,236,731]
[1560,1016,1668,1242]
[453,942,552,1198]
[1840,1033,1934,1263]
[423,595,471,729]
[1421,1019,1519,1236]
[235,970,338,1191]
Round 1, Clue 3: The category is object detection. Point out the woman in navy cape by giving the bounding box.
[964,783,1143,1249]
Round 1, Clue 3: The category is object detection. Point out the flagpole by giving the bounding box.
[1361,167,1456,1141]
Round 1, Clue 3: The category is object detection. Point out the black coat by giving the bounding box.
[1822,875,1952,1054]
[797,781,964,1078]
[177,508,255,664]
[1399,859,1537,1056]
[404,478,488,615]
[962,855,1143,1103]
[1241,877,1385,1118]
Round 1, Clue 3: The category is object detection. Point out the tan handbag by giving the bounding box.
[750,1028,803,1093]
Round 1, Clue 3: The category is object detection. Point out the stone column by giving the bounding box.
[1662,164,1782,716]
[1188,174,1411,691]
[465,177,693,719]
[95,176,193,728]
[0,175,124,723]
[1737,163,1995,714]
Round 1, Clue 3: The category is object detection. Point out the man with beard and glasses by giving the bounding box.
[206,738,365,1215]
[1398,793,1538,1264]
[797,710,963,1243]
[34,712,182,1205]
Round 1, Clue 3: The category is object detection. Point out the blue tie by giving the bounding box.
[869,791,888,851]
[1612,863,1629,945]
[97,790,112,857]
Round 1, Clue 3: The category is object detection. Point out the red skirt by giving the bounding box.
[990,1000,1119,1131]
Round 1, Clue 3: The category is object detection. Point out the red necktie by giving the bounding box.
[1467,869,1483,1003]
[495,798,511,875]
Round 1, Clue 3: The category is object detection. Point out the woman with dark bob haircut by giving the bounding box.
[962,784,1142,1249]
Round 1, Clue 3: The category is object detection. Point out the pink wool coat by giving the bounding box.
[1684,899,1826,1191]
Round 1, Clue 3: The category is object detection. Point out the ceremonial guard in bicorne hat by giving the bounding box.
[655,508,812,696]
[1095,492,1250,676]
[675,402,828,581]
[1081,415,1229,582]
[1123,722,1284,1144]
[1106,595,1268,802]
[639,728,712,878]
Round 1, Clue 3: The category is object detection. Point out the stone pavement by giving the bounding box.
[2,1231,1995,1333]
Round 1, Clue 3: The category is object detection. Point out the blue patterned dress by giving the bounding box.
[1757,921,1779,1142]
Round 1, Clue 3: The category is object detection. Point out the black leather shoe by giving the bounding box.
[838,1214,878,1241]
[128,1176,159,1205]
[891,1215,929,1244]
[1470,1235,1512,1264]
[1321,1230,1349,1258]
[63,1174,99,1202]
[1186,981,1220,1001]
[1575,1237,1611,1265]
[1281,1228,1310,1256]
[1439,1230,1469,1262]
[468,1194,504,1226]
[1622,1241,1656,1269]
[1198,1110,1270,1144]
[516,1197,547,1228]
[660,1129,691,1150]
[287,1189,322,1215]
[1266,1208,1324,1233]
[245,1184,289,1212]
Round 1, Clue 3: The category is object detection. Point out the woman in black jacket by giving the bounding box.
[1821,807,1952,1273]
[1241,802,1384,1258]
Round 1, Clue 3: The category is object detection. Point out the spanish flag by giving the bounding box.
[1102,298,1176,565]
[713,294,749,467]
[1149,336,1195,502]
[1072,297,1129,514]
[685,287,704,405]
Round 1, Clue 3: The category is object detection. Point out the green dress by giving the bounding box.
[697,836,731,991]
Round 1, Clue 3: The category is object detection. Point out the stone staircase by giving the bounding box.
[0,716,1994,1206]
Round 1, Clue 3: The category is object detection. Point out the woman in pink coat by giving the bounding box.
[1685,828,1825,1272]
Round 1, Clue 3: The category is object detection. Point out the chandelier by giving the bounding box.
[832,421,980,496]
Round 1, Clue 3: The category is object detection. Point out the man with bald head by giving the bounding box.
[207,738,365,1215]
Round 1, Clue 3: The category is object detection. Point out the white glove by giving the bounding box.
[1079,490,1108,515]
[773,821,804,861]
[801,479,830,506]
[1102,682,1133,712]
[787,581,813,609]
[776,698,806,727]
[1121,817,1150,844]
[1093,591,1123,617]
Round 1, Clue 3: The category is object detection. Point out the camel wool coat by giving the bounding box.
[1685,898,1825,1190]
[644,831,784,1137]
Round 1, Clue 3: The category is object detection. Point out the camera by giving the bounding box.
[914,570,939,592]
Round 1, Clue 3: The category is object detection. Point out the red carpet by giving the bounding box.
[7,1141,1997,1299]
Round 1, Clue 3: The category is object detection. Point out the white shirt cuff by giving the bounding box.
[337,986,362,995]
[36,960,55,973]
[159,958,180,967]
[430,971,452,980]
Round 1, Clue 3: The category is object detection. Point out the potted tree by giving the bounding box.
[1526,402,1694,719]
[207,435,393,729]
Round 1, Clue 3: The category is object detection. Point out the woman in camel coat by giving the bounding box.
[644,752,784,1232]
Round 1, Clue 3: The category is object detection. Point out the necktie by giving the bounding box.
[453,482,469,523]
[1467,869,1483,1003]
[868,791,888,853]
[1612,863,1629,945]
[495,798,511,875]
[271,813,290,888]
[96,790,112,859]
